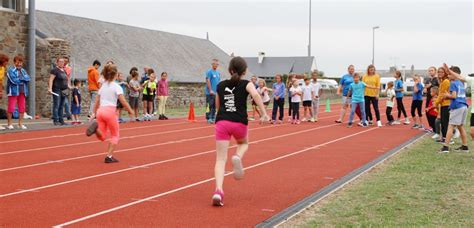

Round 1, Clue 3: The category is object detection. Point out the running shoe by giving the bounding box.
[454,145,469,153]
[0,125,5,130]
[86,121,98,136]
[362,122,368,127]
[368,121,374,125]
[296,120,301,125]
[335,120,342,124]
[135,118,141,122]
[357,122,364,127]
[6,125,14,130]
[301,118,307,122]
[212,189,224,206]
[347,123,353,128]
[439,146,449,153]
[377,120,382,127]
[412,124,419,129]
[392,120,401,125]
[310,118,316,123]
[277,120,283,124]
[19,125,27,130]
[163,115,169,120]
[432,134,440,139]
[248,117,255,121]
[403,119,411,125]
[231,155,245,180]
[104,156,119,163]
[288,118,293,123]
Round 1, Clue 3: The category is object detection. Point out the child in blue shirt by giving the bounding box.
[347,73,378,128]
[411,75,424,129]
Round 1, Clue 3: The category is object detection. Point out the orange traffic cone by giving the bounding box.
[188,102,196,122]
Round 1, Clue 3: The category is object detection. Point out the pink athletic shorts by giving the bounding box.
[215,120,248,141]
[8,93,26,113]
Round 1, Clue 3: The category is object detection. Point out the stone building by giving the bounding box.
[1,2,235,117]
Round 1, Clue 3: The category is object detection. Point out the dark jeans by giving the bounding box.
[364,96,380,122]
[396,97,407,119]
[291,102,300,120]
[386,107,394,122]
[435,118,442,134]
[411,100,423,117]
[272,98,285,121]
[427,114,437,130]
[52,89,67,123]
[64,95,72,118]
[205,94,216,120]
[440,106,450,138]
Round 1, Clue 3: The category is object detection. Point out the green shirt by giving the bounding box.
[142,80,156,95]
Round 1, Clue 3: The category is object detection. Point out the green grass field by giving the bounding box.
[283,130,474,227]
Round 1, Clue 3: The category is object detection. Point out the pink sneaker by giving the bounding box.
[212,189,224,206]
[296,120,301,125]
[288,118,293,123]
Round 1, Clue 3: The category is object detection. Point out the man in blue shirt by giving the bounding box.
[440,66,469,153]
[335,65,355,123]
[205,59,221,124]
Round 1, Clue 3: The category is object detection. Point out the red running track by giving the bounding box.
[0,101,424,227]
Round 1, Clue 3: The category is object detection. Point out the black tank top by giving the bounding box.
[215,79,250,125]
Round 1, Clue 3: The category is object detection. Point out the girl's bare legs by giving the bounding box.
[215,140,230,191]
[18,113,24,127]
[458,125,468,145]
[235,137,249,159]
[107,143,116,157]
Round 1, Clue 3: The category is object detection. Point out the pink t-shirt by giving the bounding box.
[157,79,169,96]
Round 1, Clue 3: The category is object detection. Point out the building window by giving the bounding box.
[1,0,16,10]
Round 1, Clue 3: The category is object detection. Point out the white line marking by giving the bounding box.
[0,123,337,197]
[0,114,342,171]
[0,120,202,144]
[52,128,376,227]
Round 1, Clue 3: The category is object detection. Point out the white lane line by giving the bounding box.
[0,123,286,172]
[0,120,202,144]
[0,123,337,197]
[52,128,376,228]
[0,114,342,171]
[0,125,213,156]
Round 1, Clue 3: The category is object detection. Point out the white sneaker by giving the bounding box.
[231,155,244,180]
[301,118,307,122]
[453,129,460,139]
[6,125,14,130]
[24,113,33,120]
[310,118,315,123]
[377,120,382,127]
[403,119,410,125]
[432,134,440,139]
[357,122,364,127]
[19,125,27,130]
[393,120,401,125]
[0,125,5,130]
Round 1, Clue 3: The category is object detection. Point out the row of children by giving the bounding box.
[248,73,323,124]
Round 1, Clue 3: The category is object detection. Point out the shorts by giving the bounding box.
[263,101,270,106]
[7,93,26,113]
[129,96,139,109]
[303,100,312,107]
[116,100,123,109]
[142,94,153,102]
[449,106,468,126]
[342,96,351,105]
[71,103,81,115]
[471,112,474,127]
[215,120,248,141]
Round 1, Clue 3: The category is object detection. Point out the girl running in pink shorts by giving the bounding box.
[86,64,134,163]
[212,57,270,206]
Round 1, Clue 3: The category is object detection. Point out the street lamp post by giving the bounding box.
[372,26,380,65]
[308,0,312,57]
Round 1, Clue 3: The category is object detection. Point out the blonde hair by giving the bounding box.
[258,79,266,87]
[387,81,394,88]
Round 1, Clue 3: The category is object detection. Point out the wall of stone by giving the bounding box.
[0,10,28,110]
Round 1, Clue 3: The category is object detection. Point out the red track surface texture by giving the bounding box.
[0,102,423,227]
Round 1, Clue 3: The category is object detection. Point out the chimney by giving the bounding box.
[206,32,209,40]
[258,52,265,64]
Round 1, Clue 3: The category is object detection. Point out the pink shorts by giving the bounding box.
[215,120,248,141]
[8,93,26,113]
[96,106,120,144]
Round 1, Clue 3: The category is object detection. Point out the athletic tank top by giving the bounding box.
[216,79,250,125]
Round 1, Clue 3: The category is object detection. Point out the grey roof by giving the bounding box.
[36,10,231,82]
[243,56,315,77]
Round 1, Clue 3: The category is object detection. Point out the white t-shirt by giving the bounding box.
[289,87,302,103]
[386,88,396,107]
[465,76,474,113]
[311,82,322,99]
[257,87,271,103]
[301,84,313,101]
[98,81,124,107]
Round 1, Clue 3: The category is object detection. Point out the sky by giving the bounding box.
[35,0,473,77]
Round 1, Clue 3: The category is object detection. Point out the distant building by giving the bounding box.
[243,52,316,80]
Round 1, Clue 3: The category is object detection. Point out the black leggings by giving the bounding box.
[440,106,450,138]
[288,93,293,116]
[427,114,437,130]
[272,98,285,121]
[411,100,423,117]
[396,97,408,119]
[364,96,380,122]
[291,102,300,120]
[386,107,394,122]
